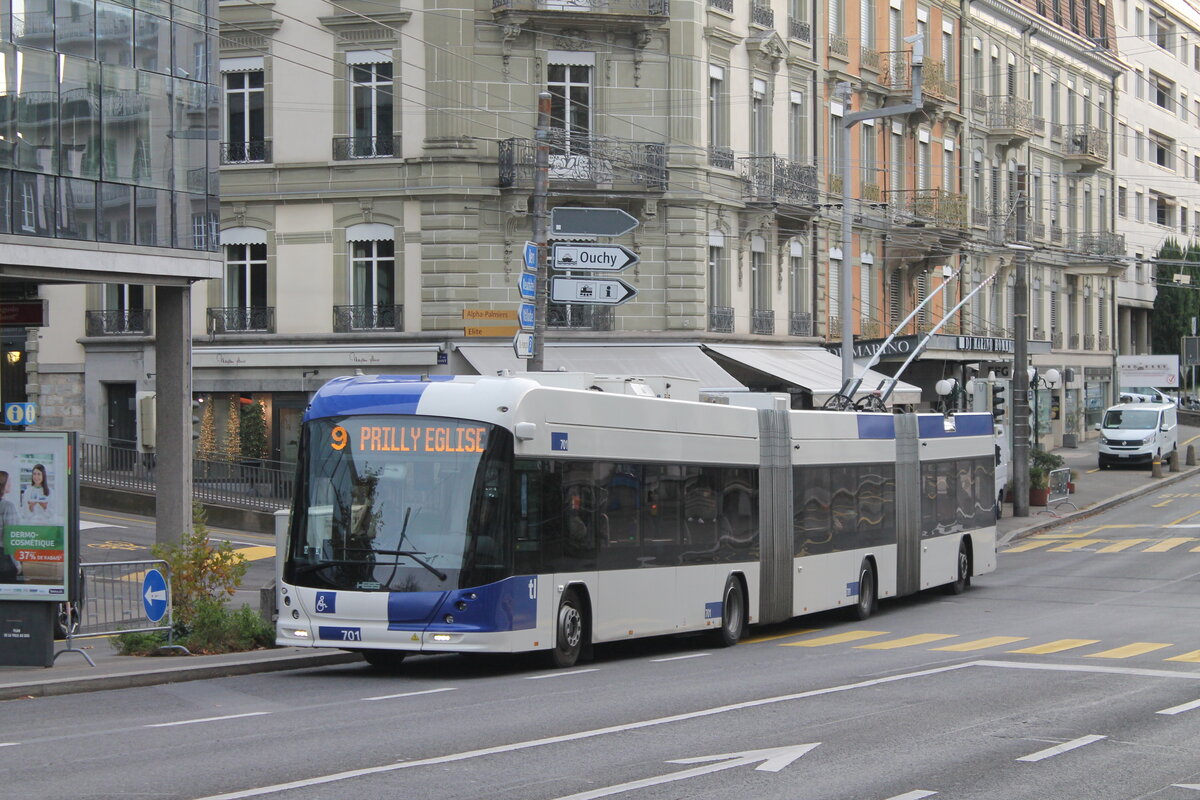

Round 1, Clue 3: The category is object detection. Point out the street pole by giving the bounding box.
[528,91,551,373]
[1012,167,1031,518]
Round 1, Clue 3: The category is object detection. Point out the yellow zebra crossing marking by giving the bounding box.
[1143,538,1196,553]
[1165,650,1200,663]
[1003,540,1055,553]
[855,633,957,650]
[1085,642,1173,659]
[1008,639,1100,654]
[1048,540,1104,552]
[781,630,887,647]
[932,636,1028,652]
[743,628,820,645]
[1096,539,1150,553]
[233,546,275,561]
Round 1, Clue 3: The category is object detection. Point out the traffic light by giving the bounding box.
[991,382,1007,423]
[192,397,203,441]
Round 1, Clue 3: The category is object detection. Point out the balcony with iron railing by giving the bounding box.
[207,307,275,334]
[1051,331,1063,348]
[708,0,733,10]
[1084,333,1096,350]
[492,0,670,18]
[859,319,882,338]
[1099,334,1110,350]
[887,189,968,230]
[861,182,882,202]
[500,132,668,190]
[709,306,734,333]
[333,134,402,160]
[220,140,272,165]
[709,146,735,170]
[1059,124,1108,168]
[1069,333,1080,349]
[971,90,987,114]
[788,18,811,43]
[332,304,403,332]
[983,96,1036,142]
[85,309,150,337]
[750,2,773,27]
[829,33,849,58]
[1067,231,1125,257]
[1050,224,1063,244]
[789,311,813,336]
[751,308,775,335]
[828,173,843,194]
[739,156,818,207]
[548,303,613,331]
[879,53,956,104]
[861,45,881,71]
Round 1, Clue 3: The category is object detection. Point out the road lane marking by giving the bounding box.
[363,688,456,701]
[743,627,820,644]
[1016,734,1106,762]
[1048,540,1103,552]
[650,653,711,663]
[1165,651,1200,663]
[883,792,937,800]
[191,661,976,800]
[0,743,18,748]
[1085,643,1173,659]
[855,634,957,650]
[1157,698,1200,715]
[147,712,271,728]
[1002,540,1055,553]
[1153,500,1175,508]
[1143,538,1196,552]
[932,636,1028,652]
[781,630,888,647]
[232,546,275,561]
[1096,539,1150,553]
[1009,639,1100,654]
[524,669,599,680]
[1168,509,1200,527]
[79,520,125,531]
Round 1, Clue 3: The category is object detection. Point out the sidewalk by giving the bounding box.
[4,429,1198,701]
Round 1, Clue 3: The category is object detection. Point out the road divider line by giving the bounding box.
[1017,734,1106,762]
[1085,642,1172,659]
[932,636,1027,652]
[147,711,271,728]
[781,630,888,647]
[525,669,599,680]
[856,634,957,650]
[363,688,456,701]
[1157,698,1200,715]
[650,653,710,663]
[1008,639,1099,655]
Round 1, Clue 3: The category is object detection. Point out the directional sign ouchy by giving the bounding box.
[552,243,639,272]
[550,207,639,237]
[550,277,637,306]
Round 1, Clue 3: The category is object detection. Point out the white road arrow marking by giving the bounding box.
[1158,698,1200,715]
[1017,734,1106,762]
[549,743,820,800]
[144,586,166,604]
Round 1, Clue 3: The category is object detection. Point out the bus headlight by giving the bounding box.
[285,628,309,638]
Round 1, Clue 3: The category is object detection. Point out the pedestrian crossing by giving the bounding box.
[1002,531,1200,554]
[748,628,1200,663]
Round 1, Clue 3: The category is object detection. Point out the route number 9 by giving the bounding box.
[331,425,348,451]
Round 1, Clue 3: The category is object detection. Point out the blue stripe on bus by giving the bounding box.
[306,375,454,421]
[917,413,994,438]
[387,575,537,633]
[856,414,896,439]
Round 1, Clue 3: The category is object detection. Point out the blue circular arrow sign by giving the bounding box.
[142,568,169,623]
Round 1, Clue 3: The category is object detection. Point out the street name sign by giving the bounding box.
[518,271,536,300]
[550,277,637,306]
[550,207,639,237]
[462,309,517,321]
[464,325,517,337]
[513,332,534,359]
[518,302,535,331]
[523,241,538,272]
[552,243,639,272]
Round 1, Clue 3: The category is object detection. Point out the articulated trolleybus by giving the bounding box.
[278,372,998,669]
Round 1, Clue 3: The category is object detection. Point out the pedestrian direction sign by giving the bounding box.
[519,271,536,300]
[550,207,639,237]
[552,243,639,272]
[518,302,535,330]
[142,568,168,622]
[513,332,534,359]
[523,241,538,272]
[549,277,637,306]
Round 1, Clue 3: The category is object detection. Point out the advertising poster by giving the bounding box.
[0,432,75,602]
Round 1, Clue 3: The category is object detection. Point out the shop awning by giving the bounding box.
[704,344,922,406]
[455,344,745,392]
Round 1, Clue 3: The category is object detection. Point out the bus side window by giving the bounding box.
[514,460,553,574]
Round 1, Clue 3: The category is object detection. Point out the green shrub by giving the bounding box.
[113,629,167,656]
[152,503,247,629]
[182,598,275,655]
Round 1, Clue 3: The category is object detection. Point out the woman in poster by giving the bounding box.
[0,470,22,582]
[23,463,49,520]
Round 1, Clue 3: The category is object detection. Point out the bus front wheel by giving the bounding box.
[551,590,585,668]
[943,540,971,595]
[713,577,745,647]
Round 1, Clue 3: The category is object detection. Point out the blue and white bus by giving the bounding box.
[277,372,997,668]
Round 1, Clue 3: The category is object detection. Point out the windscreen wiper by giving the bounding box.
[374,547,448,582]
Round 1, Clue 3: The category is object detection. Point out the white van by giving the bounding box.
[1119,386,1177,405]
[1096,401,1178,469]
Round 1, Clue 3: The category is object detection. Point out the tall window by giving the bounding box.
[750,79,770,155]
[1049,78,1059,125]
[861,123,876,189]
[351,240,396,309]
[942,28,953,81]
[225,244,267,311]
[103,284,144,334]
[1032,70,1043,118]
[860,0,875,50]
[549,62,592,155]
[891,126,905,192]
[751,238,770,311]
[789,240,808,317]
[917,135,931,190]
[708,238,729,310]
[224,70,264,163]
[709,67,728,155]
[350,59,394,157]
[789,90,808,162]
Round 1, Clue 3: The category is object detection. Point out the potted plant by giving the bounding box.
[1029,447,1065,506]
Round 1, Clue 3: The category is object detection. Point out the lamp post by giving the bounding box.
[935,378,959,413]
[1027,367,1061,450]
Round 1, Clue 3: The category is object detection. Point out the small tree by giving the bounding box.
[240,400,269,461]
[223,394,241,462]
[196,398,217,460]
[152,503,247,630]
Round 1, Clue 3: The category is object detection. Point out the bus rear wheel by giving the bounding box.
[361,650,408,670]
[850,560,875,620]
[551,590,585,668]
[943,540,970,595]
[713,577,745,648]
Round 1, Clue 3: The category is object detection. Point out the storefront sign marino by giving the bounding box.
[954,336,1014,353]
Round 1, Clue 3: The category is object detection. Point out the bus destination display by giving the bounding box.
[331,423,487,454]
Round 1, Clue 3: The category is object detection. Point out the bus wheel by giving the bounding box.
[713,577,745,648]
[361,650,407,670]
[943,541,970,595]
[551,590,584,668]
[851,560,875,620]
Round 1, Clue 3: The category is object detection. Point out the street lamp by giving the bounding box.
[935,378,959,413]
[1026,366,1061,449]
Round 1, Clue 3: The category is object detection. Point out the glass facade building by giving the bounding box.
[0,0,218,250]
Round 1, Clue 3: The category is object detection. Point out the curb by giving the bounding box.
[1002,463,1200,543]
[0,650,363,702]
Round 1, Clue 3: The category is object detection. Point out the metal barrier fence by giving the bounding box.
[78,438,294,512]
[56,559,184,666]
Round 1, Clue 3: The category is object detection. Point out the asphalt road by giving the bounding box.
[9,483,1200,800]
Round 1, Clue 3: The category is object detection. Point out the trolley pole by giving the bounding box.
[1011,167,1031,518]
[528,91,552,373]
